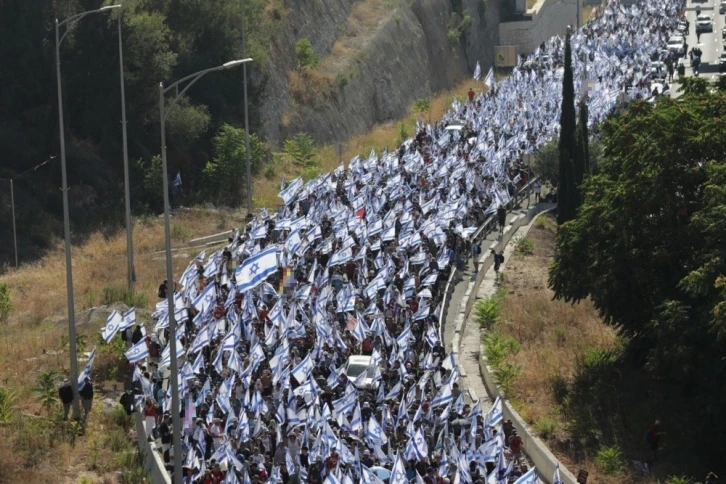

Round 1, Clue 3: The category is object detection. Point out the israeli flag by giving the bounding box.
[327,247,353,267]
[412,304,430,321]
[553,463,562,484]
[119,307,137,331]
[77,347,96,390]
[487,396,503,426]
[251,223,267,240]
[236,246,279,293]
[101,311,123,343]
[514,468,540,484]
[432,382,453,407]
[411,428,429,461]
[473,61,482,80]
[390,452,408,484]
[291,353,314,384]
[125,338,149,363]
[484,67,495,89]
[278,177,303,206]
[192,282,217,316]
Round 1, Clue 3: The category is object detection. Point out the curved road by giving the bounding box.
[682,0,725,78]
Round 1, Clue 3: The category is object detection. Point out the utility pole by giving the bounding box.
[242,4,253,216]
[10,180,17,267]
[118,10,135,292]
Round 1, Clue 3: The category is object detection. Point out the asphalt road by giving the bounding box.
[683,0,725,78]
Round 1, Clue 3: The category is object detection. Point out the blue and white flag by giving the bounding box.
[473,61,482,80]
[236,246,279,293]
[366,416,388,445]
[390,452,408,484]
[279,177,303,206]
[553,463,562,484]
[101,311,123,343]
[291,353,314,384]
[487,396,503,426]
[432,382,453,407]
[78,347,96,390]
[125,338,149,363]
[484,67,495,89]
[514,468,540,484]
[119,307,137,330]
[192,282,217,316]
[173,171,182,187]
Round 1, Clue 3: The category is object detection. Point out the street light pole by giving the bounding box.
[55,4,121,422]
[158,58,251,483]
[118,9,135,292]
[242,7,253,215]
[10,179,18,268]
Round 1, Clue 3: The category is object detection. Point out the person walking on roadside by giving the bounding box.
[645,420,664,464]
[497,205,507,235]
[534,180,542,203]
[471,241,482,273]
[59,379,73,421]
[79,377,94,421]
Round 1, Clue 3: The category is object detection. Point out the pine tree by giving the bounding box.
[558,31,577,224]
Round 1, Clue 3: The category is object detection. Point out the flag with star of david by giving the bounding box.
[236,246,279,293]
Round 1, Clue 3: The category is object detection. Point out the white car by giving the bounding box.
[650,61,667,79]
[345,355,377,389]
[667,36,686,56]
[696,14,713,33]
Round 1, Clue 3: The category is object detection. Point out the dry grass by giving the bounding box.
[288,67,334,105]
[255,80,479,208]
[497,214,634,483]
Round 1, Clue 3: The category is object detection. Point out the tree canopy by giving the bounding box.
[549,88,726,413]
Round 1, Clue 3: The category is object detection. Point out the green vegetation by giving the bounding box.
[474,287,506,329]
[596,445,623,474]
[514,237,534,256]
[550,82,726,476]
[201,124,267,205]
[411,97,432,118]
[447,13,473,47]
[296,38,320,69]
[278,133,321,169]
[557,31,579,224]
[99,285,149,308]
[0,387,17,424]
[0,283,11,322]
[0,0,284,262]
[33,370,59,416]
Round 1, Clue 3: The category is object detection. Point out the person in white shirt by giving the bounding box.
[534,180,542,203]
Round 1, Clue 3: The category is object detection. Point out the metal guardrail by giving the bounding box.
[438,177,539,347]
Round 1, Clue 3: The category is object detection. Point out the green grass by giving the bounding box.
[596,445,623,474]
[515,236,535,256]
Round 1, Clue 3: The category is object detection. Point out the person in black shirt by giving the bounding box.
[497,205,507,235]
[131,325,144,345]
[159,414,172,459]
[58,379,73,420]
[79,378,94,421]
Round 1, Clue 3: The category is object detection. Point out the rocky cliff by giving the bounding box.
[258,0,500,146]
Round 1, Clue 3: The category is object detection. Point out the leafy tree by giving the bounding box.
[279,133,320,168]
[534,137,560,188]
[202,124,267,205]
[136,155,164,211]
[549,92,726,393]
[558,31,577,224]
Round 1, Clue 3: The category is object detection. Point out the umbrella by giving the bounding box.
[450,418,472,427]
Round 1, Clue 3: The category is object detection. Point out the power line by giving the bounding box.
[0,155,58,182]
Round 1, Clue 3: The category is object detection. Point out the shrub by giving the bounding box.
[263,164,277,180]
[281,133,320,168]
[535,417,558,439]
[398,123,410,145]
[302,166,322,182]
[170,222,192,241]
[475,288,506,329]
[515,237,535,256]
[666,476,693,484]
[296,38,320,69]
[493,362,521,396]
[0,283,11,322]
[411,97,431,117]
[483,331,520,368]
[0,387,17,424]
[33,370,59,415]
[596,445,623,474]
[336,72,349,87]
[107,429,129,452]
[100,286,147,308]
[108,405,133,431]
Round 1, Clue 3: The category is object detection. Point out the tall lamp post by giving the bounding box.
[55,3,121,421]
[158,58,251,483]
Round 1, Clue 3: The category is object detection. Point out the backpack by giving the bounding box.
[158,284,166,298]
[472,243,481,256]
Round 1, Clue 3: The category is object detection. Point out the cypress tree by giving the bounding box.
[579,99,590,176]
[558,31,577,224]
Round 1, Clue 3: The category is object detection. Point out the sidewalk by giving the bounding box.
[443,195,537,409]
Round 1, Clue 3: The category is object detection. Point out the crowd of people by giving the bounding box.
[101,0,688,482]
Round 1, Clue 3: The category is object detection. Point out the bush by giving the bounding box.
[33,370,58,415]
[280,133,320,169]
[596,445,623,474]
[100,285,148,308]
[475,288,505,329]
[666,476,693,484]
[108,405,133,431]
[515,237,535,256]
[336,72,349,87]
[263,164,277,180]
[0,283,11,322]
[0,387,17,424]
[296,38,320,69]
[398,123,410,145]
[493,363,521,396]
[107,429,129,452]
[411,97,431,117]
[170,222,192,241]
[535,417,558,439]
[483,331,520,369]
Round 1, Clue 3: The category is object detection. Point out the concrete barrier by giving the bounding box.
[135,413,172,484]
[446,206,581,484]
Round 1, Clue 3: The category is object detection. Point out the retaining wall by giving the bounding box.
[499,0,576,56]
[448,206,581,484]
[135,413,172,484]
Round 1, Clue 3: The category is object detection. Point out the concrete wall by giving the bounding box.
[445,204,582,484]
[135,413,172,484]
[499,0,576,56]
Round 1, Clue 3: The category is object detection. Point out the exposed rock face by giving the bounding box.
[259,0,500,146]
